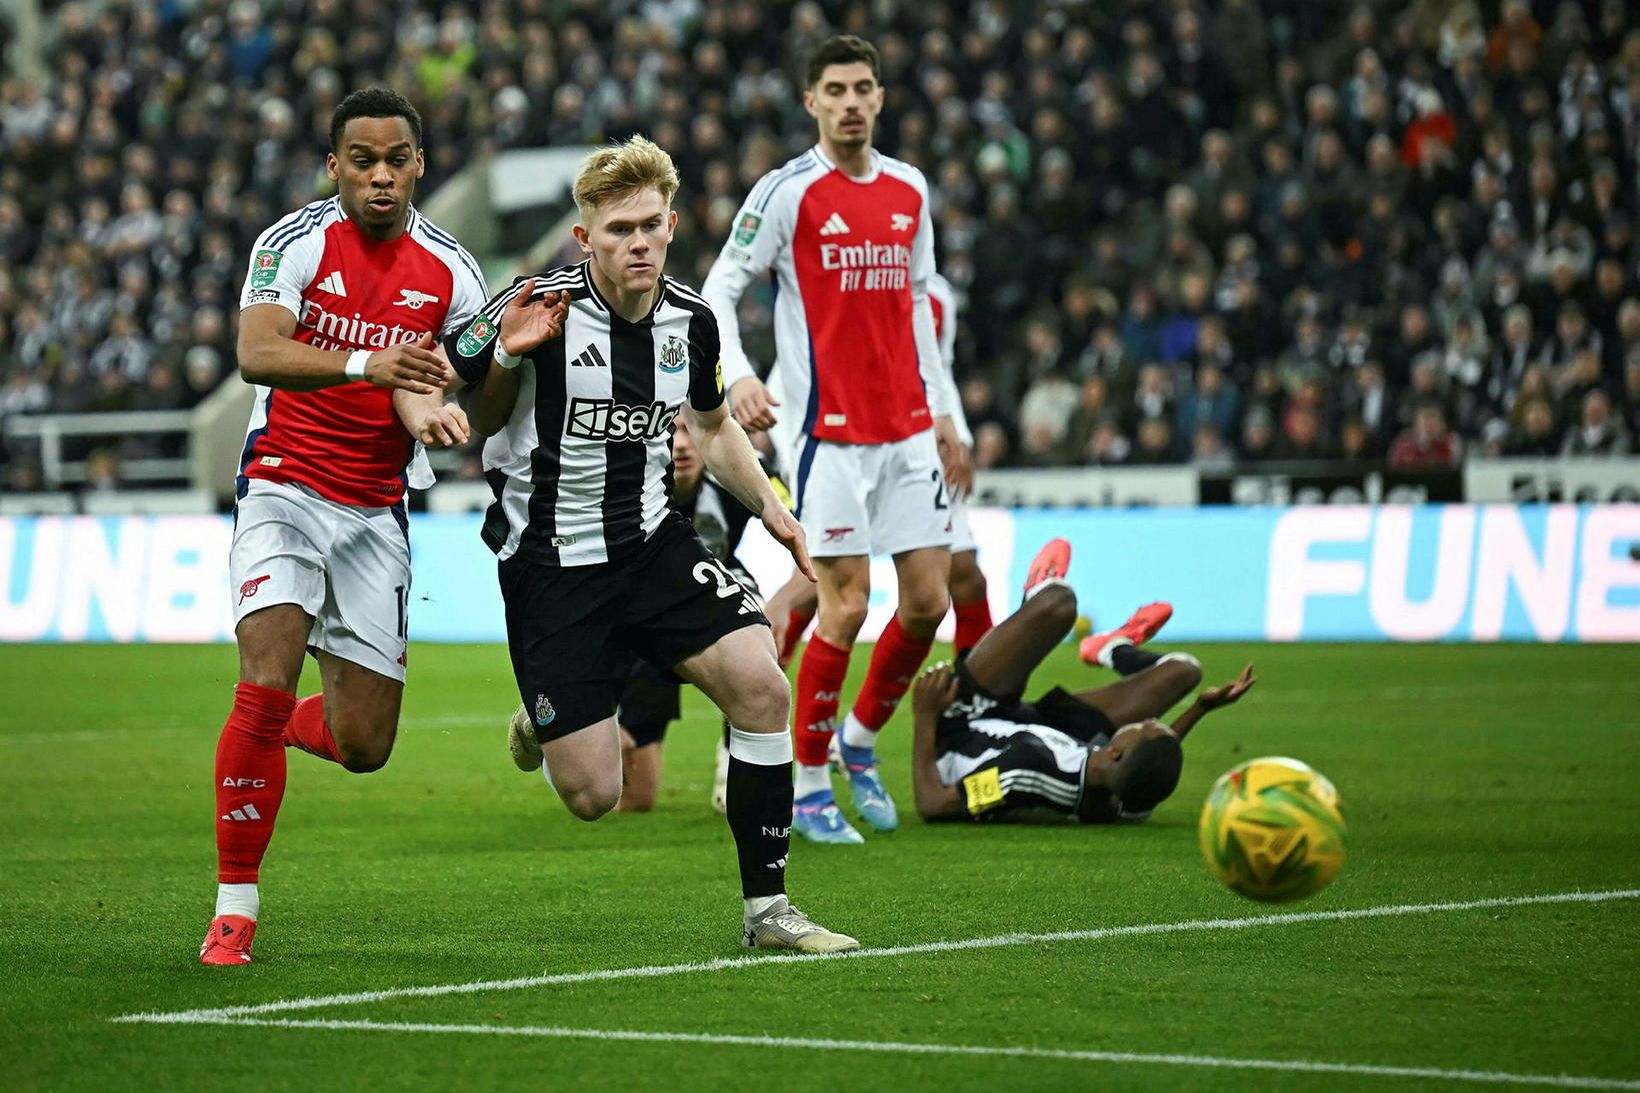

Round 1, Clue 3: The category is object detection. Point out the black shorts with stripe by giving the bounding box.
[935,657,1116,750]
[500,511,768,742]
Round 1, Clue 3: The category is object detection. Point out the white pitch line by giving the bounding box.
[113,888,1640,1025]
[179,1017,1640,1090]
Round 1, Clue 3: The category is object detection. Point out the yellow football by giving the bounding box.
[1199,757,1346,902]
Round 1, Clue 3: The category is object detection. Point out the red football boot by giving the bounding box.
[200,915,257,965]
[1080,602,1174,667]
[1023,538,1072,600]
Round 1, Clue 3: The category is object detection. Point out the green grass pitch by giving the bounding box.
[2,641,1637,1091]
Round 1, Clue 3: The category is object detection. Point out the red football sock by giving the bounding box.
[793,633,852,766]
[850,616,934,732]
[284,694,343,764]
[953,597,994,658]
[215,681,297,884]
[778,608,815,668]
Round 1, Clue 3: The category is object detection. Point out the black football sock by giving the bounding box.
[1110,643,1163,677]
[725,727,792,900]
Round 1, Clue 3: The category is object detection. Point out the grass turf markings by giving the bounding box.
[160,1018,1640,1090]
[114,887,1640,1025]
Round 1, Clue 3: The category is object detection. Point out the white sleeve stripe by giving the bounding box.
[744,150,813,210]
[263,197,340,252]
[753,151,821,212]
[408,215,487,293]
[998,770,1080,806]
[260,200,325,249]
[664,279,710,307]
[479,270,580,321]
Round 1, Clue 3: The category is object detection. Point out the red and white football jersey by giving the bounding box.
[704,146,956,445]
[235,197,487,507]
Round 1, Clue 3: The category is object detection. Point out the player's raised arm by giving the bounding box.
[442,278,569,436]
[1168,664,1257,741]
[702,190,789,432]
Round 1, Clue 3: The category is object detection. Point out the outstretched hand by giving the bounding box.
[1198,663,1256,710]
[761,506,815,583]
[500,282,570,356]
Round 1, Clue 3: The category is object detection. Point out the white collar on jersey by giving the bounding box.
[812,144,882,184]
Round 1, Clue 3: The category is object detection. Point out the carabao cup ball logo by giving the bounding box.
[1199,756,1346,903]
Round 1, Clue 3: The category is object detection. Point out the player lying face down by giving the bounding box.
[908,540,1256,824]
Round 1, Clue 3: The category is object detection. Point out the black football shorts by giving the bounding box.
[499,512,768,742]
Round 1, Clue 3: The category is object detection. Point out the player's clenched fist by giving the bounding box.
[415,402,471,449]
[366,331,449,394]
[729,376,780,432]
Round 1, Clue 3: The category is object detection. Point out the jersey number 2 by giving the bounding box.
[931,469,948,511]
[692,559,759,616]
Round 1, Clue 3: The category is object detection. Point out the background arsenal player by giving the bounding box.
[704,36,973,845]
[201,88,484,964]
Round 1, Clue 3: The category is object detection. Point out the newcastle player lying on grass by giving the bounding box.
[908,539,1256,825]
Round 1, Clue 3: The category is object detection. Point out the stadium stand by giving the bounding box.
[1,0,1637,497]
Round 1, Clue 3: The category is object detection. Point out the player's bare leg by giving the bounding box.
[765,568,819,669]
[204,604,308,964]
[833,545,950,832]
[791,554,869,844]
[539,718,624,821]
[959,581,1079,700]
[1070,658,1204,732]
[616,728,662,813]
[296,650,403,773]
[679,623,857,952]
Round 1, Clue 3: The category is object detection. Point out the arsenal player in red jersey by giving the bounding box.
[703,36,973,845]
[201,88,486,964]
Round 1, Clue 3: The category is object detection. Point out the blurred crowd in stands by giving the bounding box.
[2,0,1639,491]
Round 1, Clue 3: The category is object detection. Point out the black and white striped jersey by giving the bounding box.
[935,716,1093,820]
[445,262,725,566]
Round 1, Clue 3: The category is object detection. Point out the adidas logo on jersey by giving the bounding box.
[818,212,850,236]
[570,345,609,368]
[316,271,346,296]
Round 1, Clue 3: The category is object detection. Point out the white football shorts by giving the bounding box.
[229,478,410,681]
[789,429,955,558]
[948,490,976,554]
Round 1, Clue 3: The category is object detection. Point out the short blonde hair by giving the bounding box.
[572,136,679,219]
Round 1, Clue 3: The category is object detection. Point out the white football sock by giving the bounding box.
[745,893,786,919]
[215,882,259,921]
[794,763,830,798]
[839,713,878,751]
[1025,576,1071,601]
[727,725,793,765]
